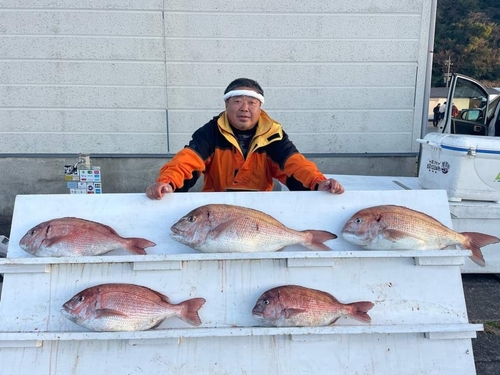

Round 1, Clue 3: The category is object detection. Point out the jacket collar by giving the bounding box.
[217,110,283,148]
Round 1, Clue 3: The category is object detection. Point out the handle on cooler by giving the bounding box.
[416,139,442,148]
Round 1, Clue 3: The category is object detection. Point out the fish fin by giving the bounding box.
[211,219,245,238]
[328,317,340,326]
[461,232,500,267]
[157,292,170,303]
[211,217,263,240]
[43,235,69,247]
[346,301,374,323]
[383,229,424,243]
[284,308,306,319]
[178,298,206,326]
[150,319,166,329]
[124,238,156,255]
[303,230,337,251]
[74,218,121,236]
[95,309,128,318]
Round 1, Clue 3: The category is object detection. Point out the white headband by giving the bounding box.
[223,90,265,104]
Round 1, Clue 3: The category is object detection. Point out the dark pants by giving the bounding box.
[433,114,439,126]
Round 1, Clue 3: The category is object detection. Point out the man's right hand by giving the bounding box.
[146,182,174,200]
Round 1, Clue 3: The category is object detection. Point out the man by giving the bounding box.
[438,101,447,122]
[432,103,441,127]
[146,78,344,199]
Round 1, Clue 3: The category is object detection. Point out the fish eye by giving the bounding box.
[187,215,195,223]
[78,296,85,302]
[263,299,269,305]
[29,229,36,236]
[354,218,362,224]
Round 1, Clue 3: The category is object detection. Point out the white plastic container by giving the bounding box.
[417,133,500,202]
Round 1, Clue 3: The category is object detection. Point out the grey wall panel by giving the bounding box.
[0,110,165,133]
[0,134,167,154]
[168,132,413,154]
[166,87,414,110]
[166,110,413,135]
[287,132,413,153]
[0,1,162,9]
[0,62,165,85]
[164,39,419,62]
[164,0,422,13]
[165,63,417,87]
[260,110,414,133]
[164,14,421,39]
[0,0,430,156]
[0,37,165,60]
[0,11,163,36]
[0,86,166,109]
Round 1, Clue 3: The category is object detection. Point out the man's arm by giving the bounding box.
[268,131,344,194]
[145,119,217,199]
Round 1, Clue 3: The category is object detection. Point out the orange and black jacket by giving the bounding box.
[156,110,327,192]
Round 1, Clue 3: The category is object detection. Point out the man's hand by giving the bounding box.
[146,182,174,200]
[317,178,344,194]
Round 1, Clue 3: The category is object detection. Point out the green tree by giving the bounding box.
[433,0,500,86]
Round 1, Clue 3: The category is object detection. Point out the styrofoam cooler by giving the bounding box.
[417,133,500,203]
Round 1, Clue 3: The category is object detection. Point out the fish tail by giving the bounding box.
[178,297,206,326]
[346,301,374,323]
[461,232,500,267]
[124,238,156,255]
[303,230,337,251]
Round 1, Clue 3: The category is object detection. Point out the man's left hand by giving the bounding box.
[317,178,345,194]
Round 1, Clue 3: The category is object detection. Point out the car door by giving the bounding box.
[486,95,500,136]
[440,74,490,135]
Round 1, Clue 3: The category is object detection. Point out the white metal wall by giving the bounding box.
[0,0,431,155]
[0,0,167,154]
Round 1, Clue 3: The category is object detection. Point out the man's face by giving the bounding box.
[225,86,262,131]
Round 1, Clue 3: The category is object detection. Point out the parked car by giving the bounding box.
[438,74,500,136]
[458,108,483,121]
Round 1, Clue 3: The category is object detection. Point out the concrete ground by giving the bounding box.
[463,274,500,374]
[0,220,499,374]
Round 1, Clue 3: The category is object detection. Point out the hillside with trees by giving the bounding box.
[433,0,500,87]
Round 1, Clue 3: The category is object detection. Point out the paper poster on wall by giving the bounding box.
[64,162,102,194]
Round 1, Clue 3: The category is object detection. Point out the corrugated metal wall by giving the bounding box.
[0,0,167,153]
[0,0,431,155]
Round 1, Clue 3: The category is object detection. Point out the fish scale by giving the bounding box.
[170,204,337,253]
[19,217,155,256]
[61,283,206,331]
[252,285,373,327]
[341,205,500,267]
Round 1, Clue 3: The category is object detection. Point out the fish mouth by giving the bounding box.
[170,232,187,244]
[251,308,264,317]
[341,232,370,246]
[170,226,183,235]
[60,307,76,322]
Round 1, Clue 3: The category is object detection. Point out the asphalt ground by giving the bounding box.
[462,274,500,374]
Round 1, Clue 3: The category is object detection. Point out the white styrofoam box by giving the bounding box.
[417,133,500,203]
[0,191,480,375]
